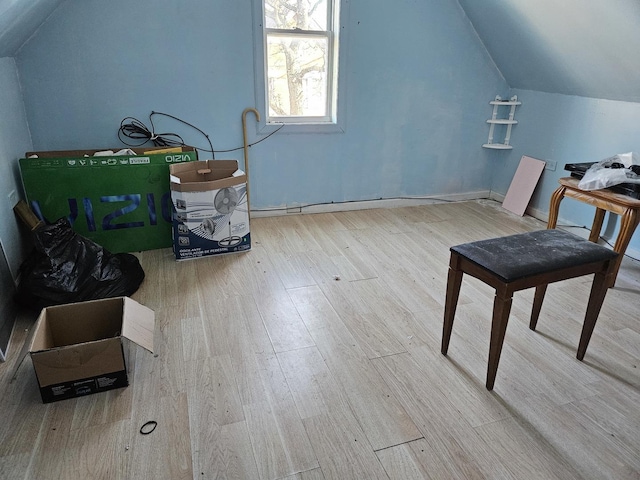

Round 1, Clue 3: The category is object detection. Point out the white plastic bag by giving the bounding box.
[578,152,640,191]
[578,163,628,190]
[612,152,640,167]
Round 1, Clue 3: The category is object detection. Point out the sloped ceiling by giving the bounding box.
[457,0,640,103]
[0,0,65,58]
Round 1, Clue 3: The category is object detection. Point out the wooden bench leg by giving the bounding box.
[441,257,463,356]
[577,268,613,360]
[487,287,513,390]
[529,284,548,330]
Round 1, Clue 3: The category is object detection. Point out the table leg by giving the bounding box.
[547,186,566,229]
[608,207,640,287]
[589,208,606,243]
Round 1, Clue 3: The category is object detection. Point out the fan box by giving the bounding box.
[170,160,251,260]
[28,297,155,403]
[19,146,197,253]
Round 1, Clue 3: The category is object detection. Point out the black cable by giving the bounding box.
[251,195,458,213]
[150,111,214,158]
[117,111,284,158]
[213,123,285,153]
[118,116,185,148]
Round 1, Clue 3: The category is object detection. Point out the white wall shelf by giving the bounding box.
[487,119,517,125]
[483,95,521,150]
[483,143,513,150]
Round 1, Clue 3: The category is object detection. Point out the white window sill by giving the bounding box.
[259,122,345,135]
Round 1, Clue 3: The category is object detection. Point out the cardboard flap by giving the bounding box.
[121,298,155,353]
[170,160,240,183]
[169,160,246,193]
[28,307,53,353]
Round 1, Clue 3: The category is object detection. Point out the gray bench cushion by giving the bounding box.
[451,229,618,282]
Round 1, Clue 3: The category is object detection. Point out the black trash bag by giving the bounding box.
[16,217,145,308]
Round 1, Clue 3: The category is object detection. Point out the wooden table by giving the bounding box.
[547,177,640,286]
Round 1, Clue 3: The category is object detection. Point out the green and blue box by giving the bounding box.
[19,146,197,253]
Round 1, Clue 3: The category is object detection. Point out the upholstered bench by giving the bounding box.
[441,229,618,390]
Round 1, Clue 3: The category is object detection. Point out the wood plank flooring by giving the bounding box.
[1,200,639,479]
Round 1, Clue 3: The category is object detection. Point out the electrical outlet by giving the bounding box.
[545,160,557,171]
[7,190,17,206]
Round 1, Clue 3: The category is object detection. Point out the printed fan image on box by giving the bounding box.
[170,160,251,260]
[175,185,248,245]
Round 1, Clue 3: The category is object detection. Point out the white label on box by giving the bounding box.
[129,156,151,165]
[52,385,72,396]
[231,222,247,234]
[97,376,118,388]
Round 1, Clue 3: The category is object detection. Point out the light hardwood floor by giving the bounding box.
[1,200,639,479]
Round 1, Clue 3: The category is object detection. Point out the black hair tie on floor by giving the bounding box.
[140,421,157,435]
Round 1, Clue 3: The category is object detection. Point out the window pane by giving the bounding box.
[267,35,328,117]
[265,0,328,31]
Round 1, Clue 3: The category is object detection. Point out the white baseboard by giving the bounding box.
[251,190,640,260]
[250,190,492,218]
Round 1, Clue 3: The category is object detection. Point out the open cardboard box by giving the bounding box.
[28,297,154,403]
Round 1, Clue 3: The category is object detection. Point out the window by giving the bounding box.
[254,0,345,130]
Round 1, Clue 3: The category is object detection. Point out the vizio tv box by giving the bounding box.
[20,146,197,252]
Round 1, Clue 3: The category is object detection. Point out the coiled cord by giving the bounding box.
[118,111,283,159]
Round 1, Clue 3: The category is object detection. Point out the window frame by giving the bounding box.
[252,0,347,134]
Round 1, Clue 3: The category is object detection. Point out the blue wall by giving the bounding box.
[0,57,33,278]
[16,0,507,210]
[492,89,640,257]
[5,0,640,267]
